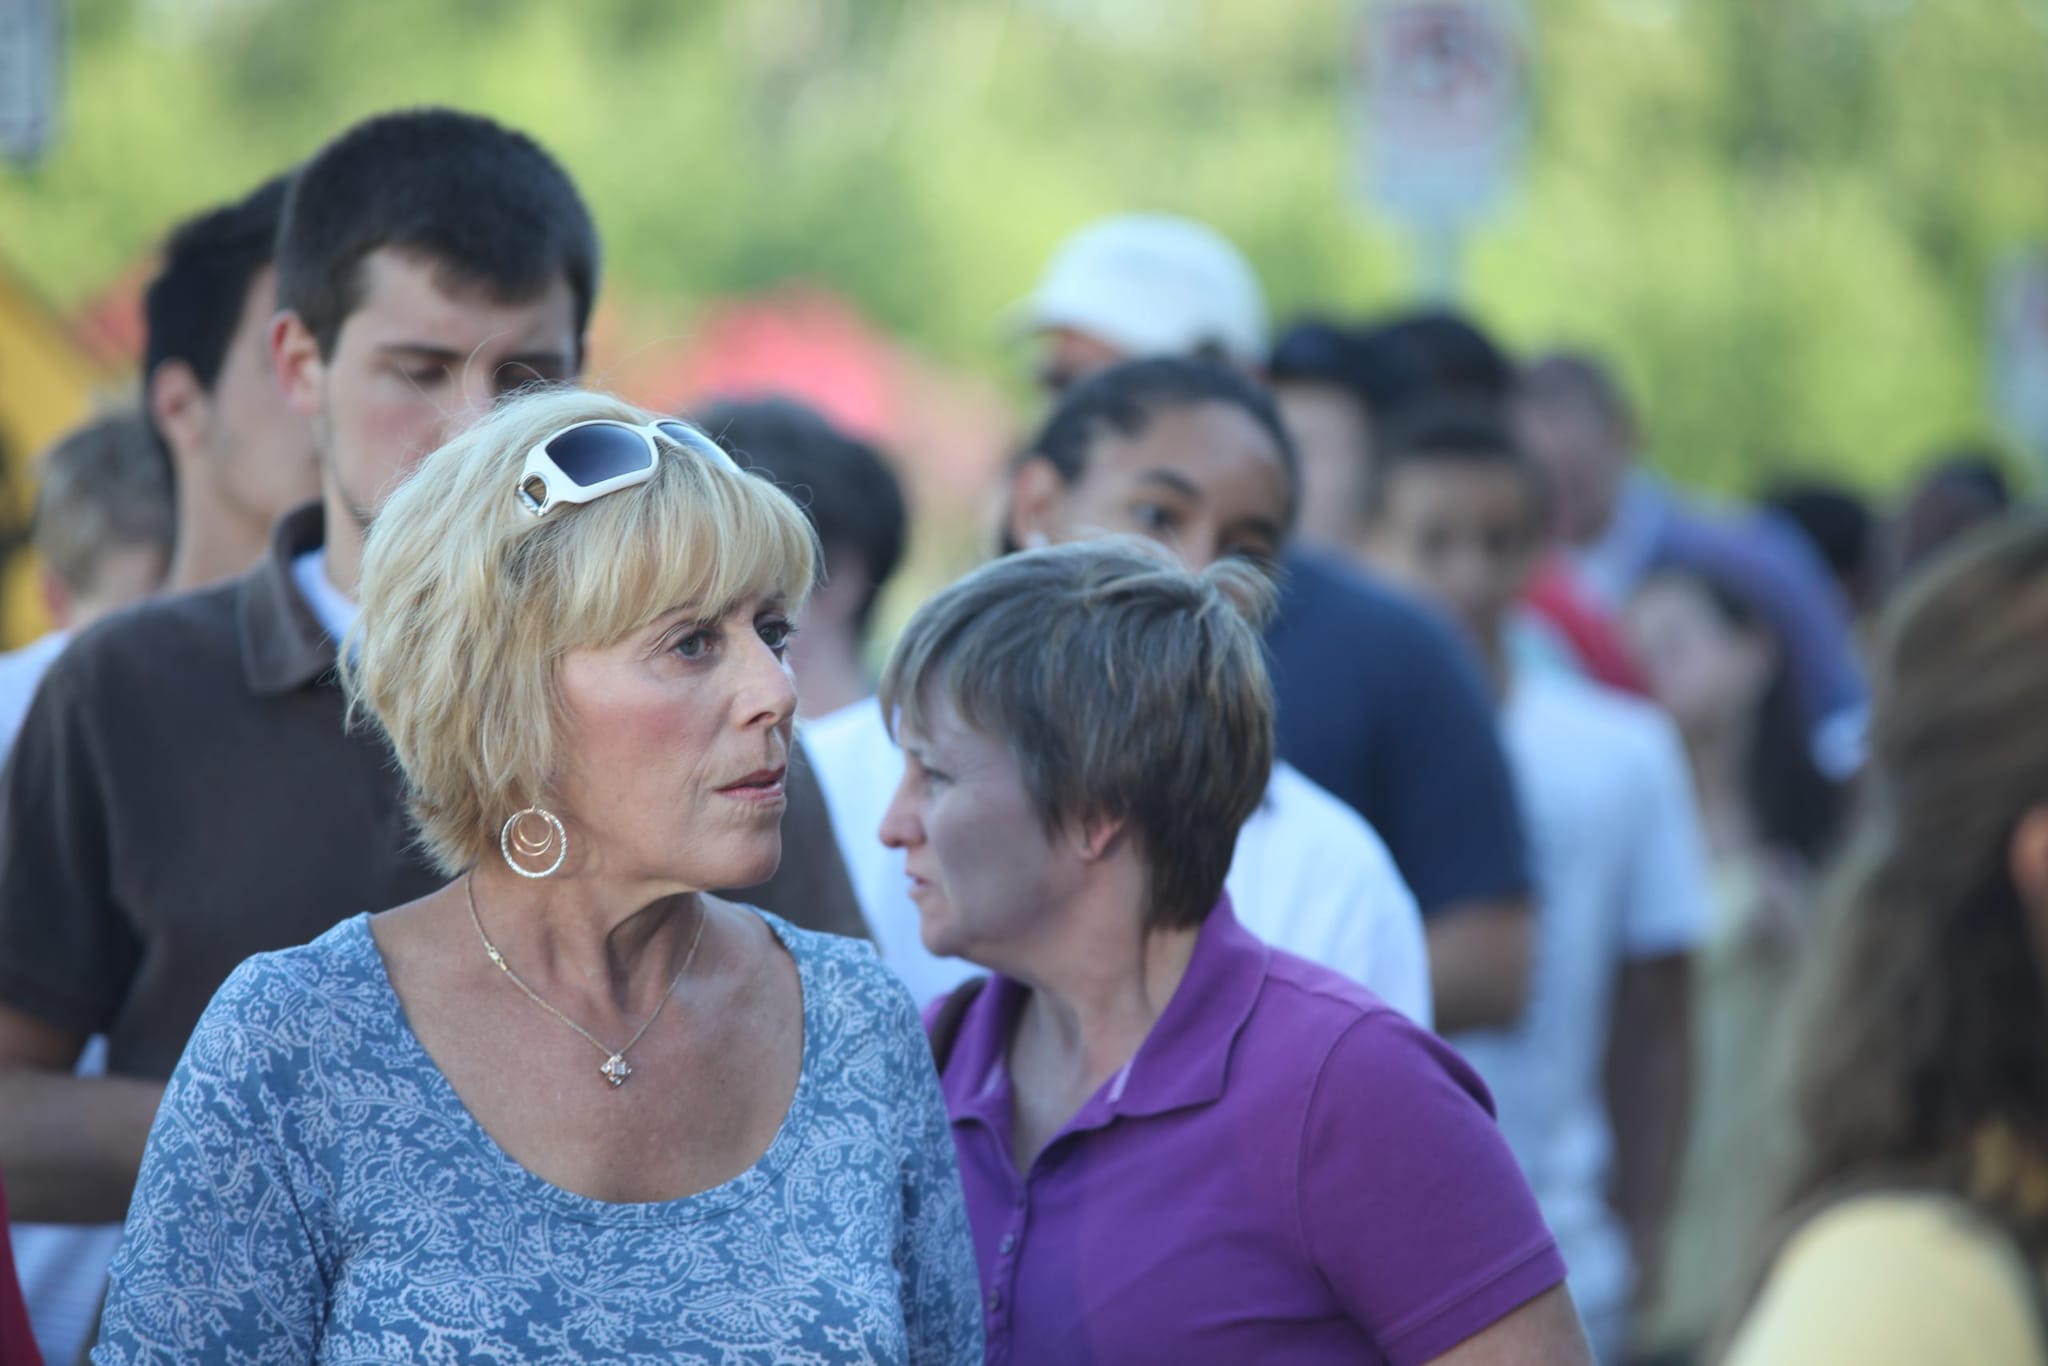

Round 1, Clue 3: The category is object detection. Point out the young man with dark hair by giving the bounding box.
[0,109,861,1264]
[1266,319,1420,555]
[699,397,908,720]
[144,172,322,591]
[1359,397,1708,1359]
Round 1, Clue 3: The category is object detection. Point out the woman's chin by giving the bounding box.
[917,910,967,963]
[694,837,782,895]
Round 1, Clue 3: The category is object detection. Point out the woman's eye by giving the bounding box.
[1132,503,1177,533]
[673,631,712,660]
[757,618,795,654]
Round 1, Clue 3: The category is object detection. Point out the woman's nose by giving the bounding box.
[879,765,922,850]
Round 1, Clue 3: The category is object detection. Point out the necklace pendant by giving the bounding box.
[600,1054,632,1087]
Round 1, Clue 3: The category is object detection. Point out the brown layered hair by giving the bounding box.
[1774,508,2048,1256]
[879,538,1276,930]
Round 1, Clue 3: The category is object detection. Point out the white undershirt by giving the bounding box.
[291,547,360,649]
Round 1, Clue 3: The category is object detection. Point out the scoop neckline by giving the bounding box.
[344,905,822,1228]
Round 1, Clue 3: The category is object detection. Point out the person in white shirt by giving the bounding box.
[805,357,1431,1025]
[1360,397,1709,1361]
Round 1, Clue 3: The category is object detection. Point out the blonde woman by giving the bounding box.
[94,391,981,1364]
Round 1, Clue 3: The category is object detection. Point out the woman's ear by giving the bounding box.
[1005,458,1065,552]
[1071,812,1129,864]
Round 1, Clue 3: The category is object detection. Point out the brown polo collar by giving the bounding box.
[237,502,341,696]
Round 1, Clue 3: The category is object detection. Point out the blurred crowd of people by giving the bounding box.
[0,105,2042,1366]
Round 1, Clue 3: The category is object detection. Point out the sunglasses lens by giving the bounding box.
[649,420,699,450]
[654,420,741,472]
[544,422,655,488]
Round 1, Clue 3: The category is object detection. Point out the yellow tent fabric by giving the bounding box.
[0,260,120,649]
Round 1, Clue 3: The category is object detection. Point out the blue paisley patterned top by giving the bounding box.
[93,910,983,1364]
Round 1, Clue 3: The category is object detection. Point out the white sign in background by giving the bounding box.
[1350,0,1527,229]
[0,0,61,165]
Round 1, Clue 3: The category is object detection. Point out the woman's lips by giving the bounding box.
[717,767,787,803]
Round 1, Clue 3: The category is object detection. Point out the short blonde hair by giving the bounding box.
[344,388,818,874]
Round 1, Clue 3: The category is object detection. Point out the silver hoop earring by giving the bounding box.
[499,806,568,879]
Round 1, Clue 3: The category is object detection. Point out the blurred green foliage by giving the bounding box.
[3,0,2045,493]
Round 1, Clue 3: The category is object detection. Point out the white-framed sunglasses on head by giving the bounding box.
[515,419,740,518]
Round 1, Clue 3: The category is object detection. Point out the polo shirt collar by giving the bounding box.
[238,503,338,696]
[942,895,1269,1130]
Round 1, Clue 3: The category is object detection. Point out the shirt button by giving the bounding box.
[999,1233,1016,1255]
[989,1288,1003,1312]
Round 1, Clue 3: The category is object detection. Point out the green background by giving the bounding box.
[6,0,2047,495]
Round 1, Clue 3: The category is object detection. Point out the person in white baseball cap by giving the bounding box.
[1018,213,1270,393]
[1008,211,1541,1040]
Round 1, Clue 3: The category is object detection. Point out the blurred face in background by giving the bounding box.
[150,264,323,564]
[1365,456,1538,658]
[1274,381,1373,553]
[1624,571,1776,741]
[1515,391,1632,547]
[200,265,323,532]
[1894,478,2006,582]
[1006,401,1290,572]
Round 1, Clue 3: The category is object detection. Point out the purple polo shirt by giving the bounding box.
[936,899,1566,1364]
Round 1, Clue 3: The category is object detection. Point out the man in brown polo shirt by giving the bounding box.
[0,108,864,1232]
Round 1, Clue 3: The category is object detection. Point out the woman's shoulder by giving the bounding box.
[751,906,920,1024]
[1251,952,1494,1117]
[182,915,391,1089]
[748,906,938,1116]
[1727,1192,2047,1365]
[1254,945,1408,1040]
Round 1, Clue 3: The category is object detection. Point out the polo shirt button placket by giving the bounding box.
[987,1177,1026,1354]
[985,1283,1009,1365]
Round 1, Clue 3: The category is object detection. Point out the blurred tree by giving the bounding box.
[0,0,2042,494]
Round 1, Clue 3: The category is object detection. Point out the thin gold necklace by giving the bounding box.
[465,873,706,1088]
